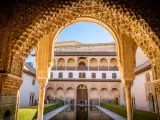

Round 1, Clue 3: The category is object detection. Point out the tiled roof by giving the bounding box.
[23,62,36,76]
[49,78,121,82]
[135,61,151,75]
[55,51,116,56]
[55,42,115,48]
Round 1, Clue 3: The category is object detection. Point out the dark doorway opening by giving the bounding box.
[77,84,88,105]
[3,110,10,120]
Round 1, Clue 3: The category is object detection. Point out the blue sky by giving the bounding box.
[56,22,114,43]
[26,22,114,62]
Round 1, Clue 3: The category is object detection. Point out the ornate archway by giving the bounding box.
[1,1,160,120]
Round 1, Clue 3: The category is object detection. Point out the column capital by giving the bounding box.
[38,79,48,89]
[0,73,23,96]
[122,79,134,91]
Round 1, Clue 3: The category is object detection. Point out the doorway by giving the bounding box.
[3,110,10,120]
[77,84,88,105]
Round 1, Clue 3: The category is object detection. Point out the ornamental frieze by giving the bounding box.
[0,74,23,96]
[4,0,158,64]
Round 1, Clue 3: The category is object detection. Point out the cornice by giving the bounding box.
[49,78,121,82]
[135,61,151,75]
[23,69,36,77]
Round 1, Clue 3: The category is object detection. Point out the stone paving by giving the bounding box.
[35,105,126,120]
[95,105,126,120]
[35,105,69,120]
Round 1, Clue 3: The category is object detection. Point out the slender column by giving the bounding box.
[64,91,66,105]
[99,90,100,106]
[152,80,160,120]
[124,80,133,120]
[37,79,47,120]
[88,90,90,106]
[125,86,132,120]
[98,58,100,71]
[15,89,21,120]
[88,58,90,71]
[75,57,78,71]
[74,96,76,105]
[55,59,57,71]
[65,58,67,71]
[107,58,110,71]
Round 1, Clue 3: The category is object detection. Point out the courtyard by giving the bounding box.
[0,0,160,120]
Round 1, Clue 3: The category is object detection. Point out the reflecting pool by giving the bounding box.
[50,106,114,120]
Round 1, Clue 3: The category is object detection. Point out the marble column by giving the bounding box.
[37,79,47,120]
[125,86,132,120]
[124,80,133,120]
[152,80,160,120]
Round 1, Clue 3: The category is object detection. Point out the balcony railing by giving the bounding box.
[57,66,65,70]
[77,66,88,71]
[109,66,119,71]
[51,66,119,71]
[52,66,56,70]
[89,66,98,71]
[99,66,108,71]
[66,66,75,70]
[49,78,121,81]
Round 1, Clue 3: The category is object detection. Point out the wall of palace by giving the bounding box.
[50,71,120,80]
[45,81,124,105]
[132,70,154,111]
[20,70,39,108]
[132,48,155,112]
[136,48,149,67]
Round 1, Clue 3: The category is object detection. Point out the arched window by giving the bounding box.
[92,73,96,78]
[102,73,106,79]
[78,62,86,67]
[69,72,73,78]
[50,72,53,78]
[83,73,86,78]
[79,72,86,78]
[112,73,117,79]
[32,78,35,85]
[59,72,63,78]
[79,73,83,78]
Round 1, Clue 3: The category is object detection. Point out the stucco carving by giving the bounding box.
[0,1,160,120]
[38,79,48,89]
[123,80,133,91]
[0,74,22,96]
[10,54,25,77]
[8,0,159,64]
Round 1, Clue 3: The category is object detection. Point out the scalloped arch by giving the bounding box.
[12,0,160,62]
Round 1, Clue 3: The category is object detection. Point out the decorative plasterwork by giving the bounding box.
[0,73,23,96]
[36,34,53,79]
[122,80,133,91]
[10,0,160,63]
[38,79,48,89]
[152,59,160,80]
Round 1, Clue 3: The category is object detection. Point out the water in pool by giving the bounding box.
[49,106,114,120]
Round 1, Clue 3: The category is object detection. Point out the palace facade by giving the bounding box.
[20,63,39,108]
[19,41,156,113]
[45,41,122,106]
